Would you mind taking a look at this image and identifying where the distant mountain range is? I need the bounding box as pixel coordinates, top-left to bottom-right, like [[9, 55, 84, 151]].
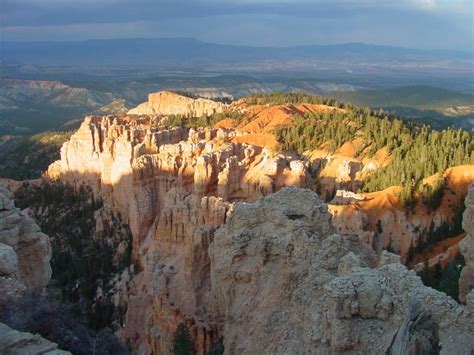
[[2, 38, 472, 66]]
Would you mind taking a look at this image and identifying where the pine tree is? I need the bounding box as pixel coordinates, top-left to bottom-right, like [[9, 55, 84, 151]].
[[172, 323, 194, 355]]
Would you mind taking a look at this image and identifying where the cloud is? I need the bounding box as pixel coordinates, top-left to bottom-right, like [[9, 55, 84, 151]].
[[0, 0, 471, 49], [2, 0, 469, 27]]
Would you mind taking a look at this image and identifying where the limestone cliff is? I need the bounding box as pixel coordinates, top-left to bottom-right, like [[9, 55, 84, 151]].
[[0, 183, 51, 289], [459, 183, 474, 304], [210, 187, 474, 354], [127, 91, 225, 116]]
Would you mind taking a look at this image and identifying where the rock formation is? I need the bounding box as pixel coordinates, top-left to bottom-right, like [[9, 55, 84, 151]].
[[330, 166, 474, 259], [45, 110, 474, 354], [47, 115, 311, 353], [459, 183, 474, 304], [0, 184, 66, 354], [0, 183, 51, 289], [387, 298, 440, 355], [127, 91, 225, 116], [210, 187, 474, 354]]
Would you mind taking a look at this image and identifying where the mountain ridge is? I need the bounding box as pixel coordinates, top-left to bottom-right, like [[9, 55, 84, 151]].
[[3, 38, 472, 66]]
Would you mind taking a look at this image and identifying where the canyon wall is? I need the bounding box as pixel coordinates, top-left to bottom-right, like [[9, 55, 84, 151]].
[[47, 114, 311, 353], [44, 93, 473, 353]]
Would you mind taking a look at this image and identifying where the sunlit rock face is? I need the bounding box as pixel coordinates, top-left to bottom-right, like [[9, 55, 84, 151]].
[[47, 115, 311, 353], [329, 166, 474, 261], [127, 91, 225, 117], [0, 183, 51, 289], [210, 187, 474, 354]]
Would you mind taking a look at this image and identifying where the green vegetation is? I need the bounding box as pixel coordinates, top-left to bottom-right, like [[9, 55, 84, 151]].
[[414, 200, 465, 257], [0, 131, 72, 180], [170, 90, 233, 104], [0, 290, 129, 354], [362, 125, 471, 195], [14, 181, 132, 331], [275, 112, 358, 154], [209, 337, 225, 355], [418, 255, 465, 301], [270, 92, 473, 197], [172, 323, 194, 355], [162, 110, 244, 129], [420, 177, 445, 211], [247, 92, 345, 107]]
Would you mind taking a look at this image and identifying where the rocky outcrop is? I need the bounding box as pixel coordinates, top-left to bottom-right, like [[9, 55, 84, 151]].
[[459, 183, 474, 304], [47, 115, 311, 353], [210, 187, 474, 354], [127, 91, 225, 116], [0, 322, 70, 354], [304, 148, 385, 201], [0, 183, 51, 289], [0, 185, 61, 354]]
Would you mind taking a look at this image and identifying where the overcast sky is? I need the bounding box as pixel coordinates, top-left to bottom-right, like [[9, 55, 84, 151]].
[[1, 0, 473, 50]]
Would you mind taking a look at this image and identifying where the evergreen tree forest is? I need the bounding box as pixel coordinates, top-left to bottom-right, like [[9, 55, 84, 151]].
[[272, 93, 473, 196], [418, 255, 465, 301], [246, 92, 345, 107], [14, 181, 132, 330], [162, 110, 244, 129]]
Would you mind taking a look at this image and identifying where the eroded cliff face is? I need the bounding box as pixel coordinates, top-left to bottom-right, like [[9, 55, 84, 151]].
[[127, 91, 225, 117], [210, 187, 474, 354], [459, 183, 474, 304], [0, 183, 51, 289], [47, 114, 311, 353]]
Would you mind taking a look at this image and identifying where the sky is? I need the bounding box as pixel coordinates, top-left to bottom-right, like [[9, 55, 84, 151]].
[[1, 0, 473, 50]]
